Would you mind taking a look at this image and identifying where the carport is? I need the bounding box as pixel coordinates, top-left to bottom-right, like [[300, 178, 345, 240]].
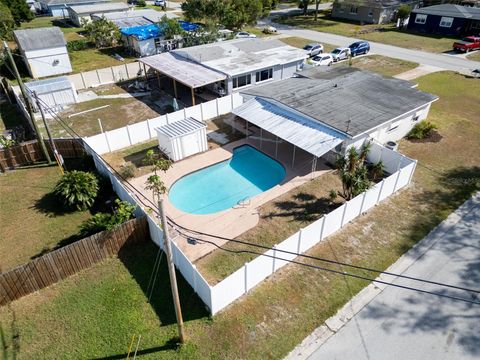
[[138, 52, 227, 106], [232, 97, 346, 171]]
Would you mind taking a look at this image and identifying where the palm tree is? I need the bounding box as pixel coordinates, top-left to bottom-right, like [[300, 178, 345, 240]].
[[335, 143, 372, 200]]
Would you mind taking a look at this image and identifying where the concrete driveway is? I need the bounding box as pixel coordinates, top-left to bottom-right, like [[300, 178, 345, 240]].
[[288, 193, 480, 360]]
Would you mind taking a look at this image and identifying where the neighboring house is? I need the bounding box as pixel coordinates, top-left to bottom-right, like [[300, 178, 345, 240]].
[[119, 20, 197, 57], [407, 4, 480, 36], [92, 9, 178, 28], [232, 67, 437, 159], [139, 38, 308, 104], [67, 2, 129, 26], [25, 76, 78, 112], [36, 0, 110, 17], [13, 27, 72, 78], [331, 0, 422, 24]]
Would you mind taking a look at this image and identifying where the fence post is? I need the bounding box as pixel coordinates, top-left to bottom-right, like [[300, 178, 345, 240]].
[[166, 113, 170, 124], [319, 216, 326, 241], [80, 72, 87, 89], [111, 66, 116, 82], [376, 179, 386, 204], [147, 119, 153, 139], [359, 191, 367, 215], [96, 69, 101, 84], [297, 229, 303, 254], [215, 98, 220, 116], [104, 131, 112, 153], [408, 160, 417, 185], [244, 262, 248, 294], [393, 169, 403, 192], [126, 125, 133, 146], [378, 146, 384, 163], [272, 244, 277, 274], [340, 202, 348, 228], [200, 102, 204, 121], [125, 63, 130, 78], [192, 264, 198, 294], [183, 108, 187, 119], [230, 93, 234, 109]]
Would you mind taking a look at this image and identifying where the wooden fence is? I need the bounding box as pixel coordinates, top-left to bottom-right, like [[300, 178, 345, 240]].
[[0, 217, 149, 306], [0, 138, 86, 172]]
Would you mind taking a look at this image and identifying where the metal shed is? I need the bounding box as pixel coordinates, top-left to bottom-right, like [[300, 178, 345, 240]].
[[156, 117, 208, 161], [25, 76, 77, 111]]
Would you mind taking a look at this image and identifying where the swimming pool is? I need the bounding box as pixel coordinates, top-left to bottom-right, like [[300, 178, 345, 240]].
[[169, 145, 286, 215]]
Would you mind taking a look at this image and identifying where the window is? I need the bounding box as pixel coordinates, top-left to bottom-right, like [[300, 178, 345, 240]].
[[415, 14, 427, 24], [368, 8, 373, 17], [350, 6, 358, 14], [339, 5, 345, 13], [232, 74, 251, 89], [388, 120, 402, 133], [471, 21, 480, 30], [439, 16, 453, 28], [255, 68, 273, 83]]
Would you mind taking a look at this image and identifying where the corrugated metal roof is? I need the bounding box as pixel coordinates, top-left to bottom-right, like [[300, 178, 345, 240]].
[[139, 52, 226, 88], [242, 67, 438, 137], [25, 76, 72, 95], [14, 27, 66, 51], [233, 98, 345, 158], [98, 9, 178, 28], [68, 2, 128, 14], [156, 117, 206, 139]]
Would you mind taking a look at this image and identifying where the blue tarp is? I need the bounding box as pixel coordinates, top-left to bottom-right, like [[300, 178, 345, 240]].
[[120, 21, 199, 41]]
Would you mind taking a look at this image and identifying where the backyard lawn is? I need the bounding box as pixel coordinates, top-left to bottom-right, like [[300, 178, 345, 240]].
[[0, 166, 91, 271], [69, 47, 137, 73], [275, 12, 457, 53], [0, 72, 478, 359], [17, 16, 83, 42], [280, 37, 418, 77]]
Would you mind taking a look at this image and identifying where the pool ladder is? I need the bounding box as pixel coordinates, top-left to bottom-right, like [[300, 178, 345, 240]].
[[237, 197, 251, 208]]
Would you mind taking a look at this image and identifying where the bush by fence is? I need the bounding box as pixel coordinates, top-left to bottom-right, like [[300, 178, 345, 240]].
[[0, 138, 86, 172], [0, 217, 148, 306]]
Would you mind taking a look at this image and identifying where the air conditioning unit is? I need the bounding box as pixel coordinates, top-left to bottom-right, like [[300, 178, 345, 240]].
[[385, 141, 398, 151]]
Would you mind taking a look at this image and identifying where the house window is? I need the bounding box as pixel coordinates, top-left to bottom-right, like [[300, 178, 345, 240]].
[[388, 120, 402, 133], [415, 14, 427, 24], [255, 68, 273, 83], [350, 6, 358, 14], [232, 74, 251, 89], [339, 5, 345, 13], [471, 21, 480, 30], [368, 8, 373, 17], [439, 17, 454, 28]]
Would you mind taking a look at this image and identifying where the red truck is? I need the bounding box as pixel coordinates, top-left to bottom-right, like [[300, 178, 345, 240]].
[[453, 36, 480, 52]]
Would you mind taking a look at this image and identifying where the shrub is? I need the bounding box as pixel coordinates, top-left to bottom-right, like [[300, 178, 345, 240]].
[[66, 39, 91, 51], [407, 121, 437, 140], [118, 163, 136, 179], [80, 199, 136, 236], [54, 171, 99, 210], [368, 161, 385, 182], [136, 0, 146, 6]]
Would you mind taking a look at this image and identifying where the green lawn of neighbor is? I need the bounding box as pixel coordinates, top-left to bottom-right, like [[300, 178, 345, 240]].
[[69, 46, 137, 73], [276, 12, 457, 53], [18, 16, 84, 42], [467, 51, 480, 62], [0, 166, 91, 271], [0, 72, 478, 359]]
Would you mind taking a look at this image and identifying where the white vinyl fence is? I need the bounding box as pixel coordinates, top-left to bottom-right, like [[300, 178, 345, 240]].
[[84, 93, 243, 155], [84, 136, 417, 315]]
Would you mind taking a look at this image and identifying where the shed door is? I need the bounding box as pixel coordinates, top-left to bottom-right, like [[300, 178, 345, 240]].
[[180, 132, 200, 159]]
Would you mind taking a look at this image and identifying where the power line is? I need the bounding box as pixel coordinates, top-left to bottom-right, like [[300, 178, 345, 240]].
[[32, 95, 480, 304]]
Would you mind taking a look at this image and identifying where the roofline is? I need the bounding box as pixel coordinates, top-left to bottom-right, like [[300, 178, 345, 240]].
[[350, 97, 439, 140], [155, 118, 206, 139]]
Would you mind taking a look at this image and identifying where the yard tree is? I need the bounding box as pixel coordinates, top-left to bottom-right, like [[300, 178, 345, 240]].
[[0, 0, 33, 26], [0, 2, 15, 40], [298, 0, 312, 15], [335, 143, 372, 200], [158, 15, 184, 40], [397, 4, 412, 27], [82, 16, 120, 48]]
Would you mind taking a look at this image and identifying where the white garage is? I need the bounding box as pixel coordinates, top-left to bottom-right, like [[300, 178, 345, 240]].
[[26, 76, 78, 112], [156, 117, 208, 162]]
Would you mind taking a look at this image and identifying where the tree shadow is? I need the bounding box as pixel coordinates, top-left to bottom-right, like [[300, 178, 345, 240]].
[[117, 241, 209, 327], [263, 192, 342, 222], [124, 144, 160, 168], [93, 338, 181, 360]]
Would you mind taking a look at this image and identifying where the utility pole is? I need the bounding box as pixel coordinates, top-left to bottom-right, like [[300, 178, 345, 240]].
[[3, 42, 52, 164], [34, 91, 64, 174], [158, 198, 186, 343]]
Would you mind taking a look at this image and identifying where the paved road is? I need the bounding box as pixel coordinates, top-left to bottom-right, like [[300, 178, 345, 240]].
[[306, 194, 480, 360]]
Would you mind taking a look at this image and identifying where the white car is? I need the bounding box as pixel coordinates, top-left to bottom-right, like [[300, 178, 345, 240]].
[[310, 54, 333, 66], [331, 47, 350, 62], [154, 0, 166, 6], [235, 31, 257, 39], [303, 43, 324, 57], [263, 25, 277, 34]]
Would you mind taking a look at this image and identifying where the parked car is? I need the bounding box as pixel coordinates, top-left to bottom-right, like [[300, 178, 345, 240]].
[[310, 54, 333, 66], [453, 36, 480, 52], [331, 47, 350, 62], [263, 25, 277, 34], [235, 31, 257, 39], [154, 0, 166, 6], [127, 0, 137, 4], [303, 43, 324, 57], [349, 41, 370, 56]]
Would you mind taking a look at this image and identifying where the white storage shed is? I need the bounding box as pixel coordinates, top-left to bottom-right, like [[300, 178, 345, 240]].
[[26, 76, 78, 112], [156, 117, 208, 162]]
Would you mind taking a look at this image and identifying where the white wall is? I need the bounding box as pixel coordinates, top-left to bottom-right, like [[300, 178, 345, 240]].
[[135, 38, 157, 57], [24, 47, 72, 78]]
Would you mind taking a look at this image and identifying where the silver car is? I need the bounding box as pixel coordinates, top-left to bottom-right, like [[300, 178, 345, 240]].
[[331, 47, 350, 62], [303, 43, 324, 57]]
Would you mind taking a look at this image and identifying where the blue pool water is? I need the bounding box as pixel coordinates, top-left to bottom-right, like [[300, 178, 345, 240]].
[[169, 145, 286, 215]]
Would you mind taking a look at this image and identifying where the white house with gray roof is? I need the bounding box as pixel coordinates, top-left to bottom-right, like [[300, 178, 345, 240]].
[[233, 67, 438, 161], [67, 2, 130, 26], [13, 27, 72, 78], [37, 0, 110, 17]]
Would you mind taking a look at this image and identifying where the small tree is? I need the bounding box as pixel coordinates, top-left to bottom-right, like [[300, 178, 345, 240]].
[[136, 0, 146, 6], [158, 15, 184, 40], [0, 3, 15, 40], [82, 16, 120, 48], [335, 143, 372, 200], [54, 171, 99, 210], [1, 0, 33, 26], [397, 4, 411, 27], [80, 199, 136, 236], [298, 0, 311, 15], [407, 121, 437, 139], [143, 149, 172, 202]]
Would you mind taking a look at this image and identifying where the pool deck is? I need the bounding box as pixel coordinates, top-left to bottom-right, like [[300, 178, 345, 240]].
[[131, 135, 332, 263]]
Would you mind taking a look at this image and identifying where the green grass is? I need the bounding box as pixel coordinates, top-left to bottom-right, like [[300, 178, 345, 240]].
[[17, 16, 84, 42], [69, 46, 137, 73], [275, 12, 457, 53], [280, 36, 336, 52], [467, 51, 480, 61], [1, 72, 479, 359], [0, 166, 91, 271]]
